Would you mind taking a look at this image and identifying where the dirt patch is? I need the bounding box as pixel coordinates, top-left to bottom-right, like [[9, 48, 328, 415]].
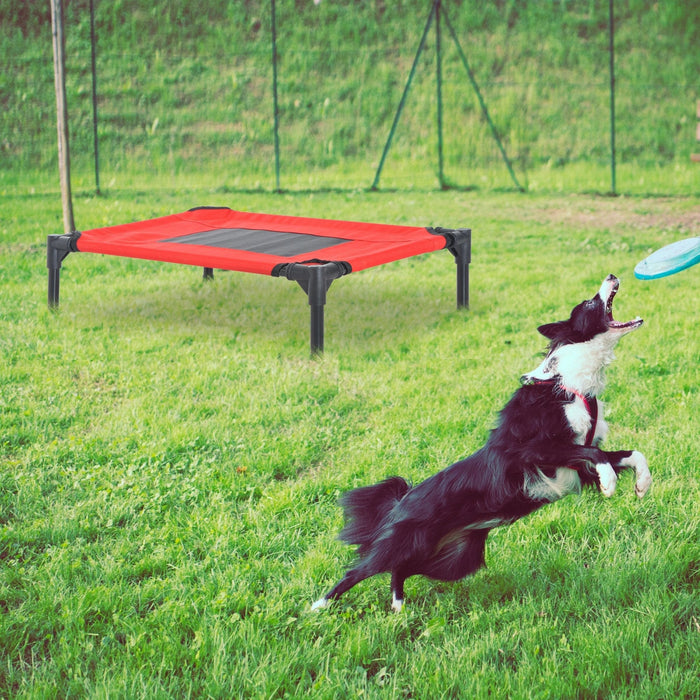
[[537, 196, 700, 234]]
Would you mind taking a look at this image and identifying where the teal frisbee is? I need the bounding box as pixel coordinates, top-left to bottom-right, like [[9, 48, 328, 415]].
[[634, 236, 700, 280]]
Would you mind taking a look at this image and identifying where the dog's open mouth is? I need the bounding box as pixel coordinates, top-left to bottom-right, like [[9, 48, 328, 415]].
[[604, 277, 643, 332]]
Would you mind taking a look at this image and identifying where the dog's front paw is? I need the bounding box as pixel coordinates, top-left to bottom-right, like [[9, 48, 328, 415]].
[[596, 462, 617, 497], [622, 450, 652, 498], [635, 470, 652, 498]]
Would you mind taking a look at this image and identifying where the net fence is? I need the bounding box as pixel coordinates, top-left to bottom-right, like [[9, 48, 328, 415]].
[[2, 0, 698, 194]]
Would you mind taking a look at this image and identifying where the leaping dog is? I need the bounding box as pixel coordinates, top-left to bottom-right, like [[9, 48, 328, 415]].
[[312, 274, 652, 612]]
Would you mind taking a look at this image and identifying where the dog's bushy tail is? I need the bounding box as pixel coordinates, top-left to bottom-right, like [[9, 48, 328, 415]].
[[338, 476, 411, 557]]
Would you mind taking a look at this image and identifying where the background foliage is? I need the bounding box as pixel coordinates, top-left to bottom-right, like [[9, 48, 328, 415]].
[[1, 0, 699, 193]]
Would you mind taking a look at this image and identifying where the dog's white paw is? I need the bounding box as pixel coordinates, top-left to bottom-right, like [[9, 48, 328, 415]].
[[310, 597, 330, 612], [635, 471, 652, 498], [596, 463, 617, 497], [622, 450, 652, 498], [391, 593, 404, 613]]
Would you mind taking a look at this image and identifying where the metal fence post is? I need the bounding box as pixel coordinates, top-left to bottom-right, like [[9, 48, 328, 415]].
[[436, 0, 445, 189], [89, 0, 100, 195], [271, 0, 281, 192], [608, 0, 617, 195]]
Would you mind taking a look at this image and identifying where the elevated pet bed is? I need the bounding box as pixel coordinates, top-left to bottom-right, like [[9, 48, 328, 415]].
[[47, 206, 471, 354]]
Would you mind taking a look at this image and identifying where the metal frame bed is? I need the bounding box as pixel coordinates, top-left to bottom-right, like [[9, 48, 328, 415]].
[[47, 206, 471, 354]]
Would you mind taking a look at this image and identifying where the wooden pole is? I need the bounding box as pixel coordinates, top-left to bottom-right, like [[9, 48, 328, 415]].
[[50, 0, 76, 232]]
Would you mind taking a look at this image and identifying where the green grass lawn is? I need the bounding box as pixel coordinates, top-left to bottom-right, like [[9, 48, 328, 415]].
[[1, 185, 699, 698]]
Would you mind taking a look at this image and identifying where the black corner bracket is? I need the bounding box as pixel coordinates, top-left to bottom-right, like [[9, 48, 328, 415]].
[[272, 260, 352, 355]]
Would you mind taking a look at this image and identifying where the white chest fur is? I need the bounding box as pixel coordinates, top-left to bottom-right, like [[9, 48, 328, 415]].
[[592, 400, 609, 444], [564, 396, 608, 446]]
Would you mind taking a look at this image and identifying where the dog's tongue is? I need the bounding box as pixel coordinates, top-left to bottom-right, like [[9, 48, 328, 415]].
[[608, 316, 644, 330]]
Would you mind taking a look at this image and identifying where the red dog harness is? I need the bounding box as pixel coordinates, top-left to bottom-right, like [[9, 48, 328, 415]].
[[565, 387, 599, 446]]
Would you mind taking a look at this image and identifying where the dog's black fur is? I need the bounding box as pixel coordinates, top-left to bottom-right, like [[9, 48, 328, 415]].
[[312, 275, 651, 611]]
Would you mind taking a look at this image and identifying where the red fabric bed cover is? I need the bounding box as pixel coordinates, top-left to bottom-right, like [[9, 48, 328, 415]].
[[75, 207, 448, 275]]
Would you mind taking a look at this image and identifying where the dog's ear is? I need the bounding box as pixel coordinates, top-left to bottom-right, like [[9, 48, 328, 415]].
[[537, 321, 566, 340]]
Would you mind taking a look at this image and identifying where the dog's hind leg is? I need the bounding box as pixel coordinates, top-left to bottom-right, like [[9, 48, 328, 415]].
[[388, 530, 490, 612], [390, 569, 408, 612], [422, 528, 489, 582], [311, 566, 371, 611]]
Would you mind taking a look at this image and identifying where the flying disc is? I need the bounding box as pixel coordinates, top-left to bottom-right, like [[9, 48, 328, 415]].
[[634, 236, 700, 280]]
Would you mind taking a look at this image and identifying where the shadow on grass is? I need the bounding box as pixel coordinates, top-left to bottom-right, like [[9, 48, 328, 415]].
[[56, 254, 479, 358]]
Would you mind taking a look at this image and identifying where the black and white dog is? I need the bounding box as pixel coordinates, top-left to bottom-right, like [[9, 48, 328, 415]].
[[312, 274, 652, 612]]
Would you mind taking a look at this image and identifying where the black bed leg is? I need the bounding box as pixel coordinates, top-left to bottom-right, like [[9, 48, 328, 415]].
[[47, 233, 79, 308], [310, 303, 324, 355], [448, 229, 471, 309], [47, 236, 62, 308], [271, 261, 350, 357], [307, 266, 328, 356], [48, 267, 60, 308], [456, 253, 469, 309]]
